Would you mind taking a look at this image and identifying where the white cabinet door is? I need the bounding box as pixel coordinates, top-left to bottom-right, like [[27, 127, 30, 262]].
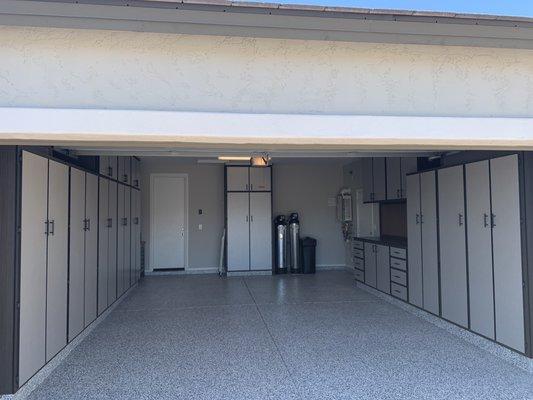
[[124, 187, 131, 288], [19, 151, 48, 385], [386, 158, 402, 200], [364, 243, 377, 288], [98, 178, 109, 316], [491, 154, 525, 352], [84, 173, 98, 327], [420, 171, 439, 315], [117, 184, 125, 296], [250, 192, 272, 270], [249, 167, 271, 191], [108, 156, 118, 180], [465, 160, 495, 339], [372, 157, 387, 201], [400, 157, 418, 197], [227, 193, 250, 271], [68, 168, 85, 342], [226, 167, 249, 191], [108, 181, 118, 305], [376, 244, 390, 294], [132, 189, 141, 282], [438, 165, 468, 328], [124, 156, 132, 185], [407, 174, 423, 308], [45, 160, 69, 361]]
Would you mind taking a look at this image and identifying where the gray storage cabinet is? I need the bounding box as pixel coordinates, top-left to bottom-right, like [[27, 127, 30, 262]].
[[490, 155, 525, 353], [363, 157, 386, 202], [98, 178, 109, 316], [226, 166, 272, 272], [117, 184, 125, 296], [407, 173, 423, 308], [465, 160, 495, 339], [123, 186, 131, 291], [387, 157, 418, 200], [84, 173, 98, 327], [438, 165, 468, 328], [19, 152, 69, 385], [364, 243, 377, 287], [107, 181, 118, 306], [376, 244, 390, 294]]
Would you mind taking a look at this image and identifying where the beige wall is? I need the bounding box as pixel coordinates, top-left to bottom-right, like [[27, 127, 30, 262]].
[[1, 26, 533, 117], [140, 157, 225, 271], [141, 158, 346, 271], [272, 162, 346, 267]]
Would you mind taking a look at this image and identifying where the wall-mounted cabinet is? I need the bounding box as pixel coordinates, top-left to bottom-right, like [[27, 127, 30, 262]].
[[364, 157, 417, 202], [226, 166, 271, 192], [99, 156, 118, 180]]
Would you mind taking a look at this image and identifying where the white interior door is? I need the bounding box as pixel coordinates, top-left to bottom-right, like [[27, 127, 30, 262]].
[[19, 151, 48, 385], [249, 192, 272, 270], [46, 160, 69, 361], [68, 168, 85, 342], [151, 175, 187, 269]]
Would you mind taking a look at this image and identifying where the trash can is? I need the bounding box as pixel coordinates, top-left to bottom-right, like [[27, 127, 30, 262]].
[[301, 237, 317, 274]]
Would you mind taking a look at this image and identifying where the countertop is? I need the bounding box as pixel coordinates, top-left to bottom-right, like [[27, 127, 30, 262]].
[[352, 235, 407, 248]]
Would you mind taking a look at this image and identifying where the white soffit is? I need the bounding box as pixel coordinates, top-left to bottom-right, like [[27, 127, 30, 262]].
[[1, 107, 533, 151]]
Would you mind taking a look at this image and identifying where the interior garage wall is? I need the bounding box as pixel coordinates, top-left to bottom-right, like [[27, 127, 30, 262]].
[[273, 162, 345, 267], [140, 157, 224, 272], [1, 26, 533, 117]]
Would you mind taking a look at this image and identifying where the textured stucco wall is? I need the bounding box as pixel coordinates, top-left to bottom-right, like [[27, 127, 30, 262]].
[[1, 26, 533, 117]]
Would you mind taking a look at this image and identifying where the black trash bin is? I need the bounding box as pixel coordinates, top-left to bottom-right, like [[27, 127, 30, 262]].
[[301, 237, 317, 274]]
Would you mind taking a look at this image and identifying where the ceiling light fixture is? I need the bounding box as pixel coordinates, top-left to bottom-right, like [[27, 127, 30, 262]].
[[217, 156, 251, 161]]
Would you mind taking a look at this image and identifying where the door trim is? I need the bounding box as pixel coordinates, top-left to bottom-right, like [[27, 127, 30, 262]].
[[149, 173, 189, 271]]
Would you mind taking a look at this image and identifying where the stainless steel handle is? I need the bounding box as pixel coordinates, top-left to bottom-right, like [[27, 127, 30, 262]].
[[123, 174, 128, 183], [250, 215, 254, 222], [415, 214, 420, 225], [86, 218, 90, 231], [246, 215, 249, 222], [83, 218, 87, 231], [420, 214, 424, 224], [458, 213, 463, 226], [250, 184, 253, 191], [107, 218, 112, 228], [49, 220, 55, 236], [483, 213, 489, 228], [491, 213, 496, 228], [45, 220, 49, 235], [245, 183, 249, 191]]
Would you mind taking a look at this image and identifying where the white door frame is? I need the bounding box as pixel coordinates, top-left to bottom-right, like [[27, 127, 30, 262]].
[[149, 173, 189, 271]]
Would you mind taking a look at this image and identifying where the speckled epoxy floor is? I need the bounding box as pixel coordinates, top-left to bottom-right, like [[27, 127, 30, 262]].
[[26, 271, 533, 400]]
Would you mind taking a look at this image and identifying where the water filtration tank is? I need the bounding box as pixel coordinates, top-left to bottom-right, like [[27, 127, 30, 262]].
[[288, 213, 300, 273], [274, 215, 288, 274]]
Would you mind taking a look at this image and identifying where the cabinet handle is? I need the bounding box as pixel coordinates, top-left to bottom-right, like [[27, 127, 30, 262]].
[[458, 213, 463, 226], [250, 184, 253, 191], [123, 174, 128, 183], [108, 166, 113, 177], [245, 183, 249, 191], [45, 220, 49, 235], [415, 214, 420, 225], [86, 218, 91, 231], [420, 214, 424, 224], [250, 215, 254, 222], [396, 189, 400, 198], [49, 220, 55, 236], [491, 213, 496, 228], [246, 215, 249, 222], [483, 213, 489, 228], [107, 218, 113, 228]]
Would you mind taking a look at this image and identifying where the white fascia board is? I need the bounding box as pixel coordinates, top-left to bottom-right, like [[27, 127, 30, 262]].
[[1, 107, 533, 150], [1, 1, 533, 49]]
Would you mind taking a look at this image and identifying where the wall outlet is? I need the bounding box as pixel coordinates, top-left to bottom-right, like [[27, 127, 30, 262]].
[[198, 224, 203, 231]]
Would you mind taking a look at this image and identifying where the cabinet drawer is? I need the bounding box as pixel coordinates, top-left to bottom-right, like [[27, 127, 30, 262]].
[[352, 248, 364, 259], [390, 247, 406, 259], [390, 257, 407, 271], [391, 283, 407, 301], [354, 268, 364, 282], [353, 257, 364, 270], [352, 240, 364, 250], [390, 270, 407, 286]]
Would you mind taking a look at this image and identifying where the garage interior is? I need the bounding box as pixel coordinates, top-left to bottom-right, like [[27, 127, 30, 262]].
[[2, 0, 533, 398], [1, 146, 533, 399]]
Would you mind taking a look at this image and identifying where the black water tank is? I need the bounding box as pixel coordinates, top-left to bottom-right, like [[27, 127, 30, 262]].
[[301, 237, 317, 274]]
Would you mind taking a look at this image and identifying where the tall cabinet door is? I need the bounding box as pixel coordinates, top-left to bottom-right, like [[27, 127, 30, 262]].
[[400, 157, 418, 197], [124, 187, 131, 289], [130, 189, 137, 285], [407, 174, 423, 308], [491, 155, 525, 352], [117, 184, 125, 296], [108, 181, 118, 305], [376, 244, 390, 294], [84, 173, 98, 327], [19, 151, 48, 385], [68, 168, 85, 342], [372, 157, 386, 201], [420, 171, 439, 315], [249, 193, 272, 270], [465, 160, 495, 339], [386, 158, 402, 200], [98, 178, 109, 316], [438, 166, 468, 327], [364, 243, 377, 288], [227, 193, 250, 271], [45, 160, 69, 361]]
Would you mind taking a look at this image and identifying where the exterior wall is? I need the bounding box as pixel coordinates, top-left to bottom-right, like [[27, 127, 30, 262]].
[[273, 161, 345, 267], [140, 158, 346, 271], [1, 26, 533, 117]]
